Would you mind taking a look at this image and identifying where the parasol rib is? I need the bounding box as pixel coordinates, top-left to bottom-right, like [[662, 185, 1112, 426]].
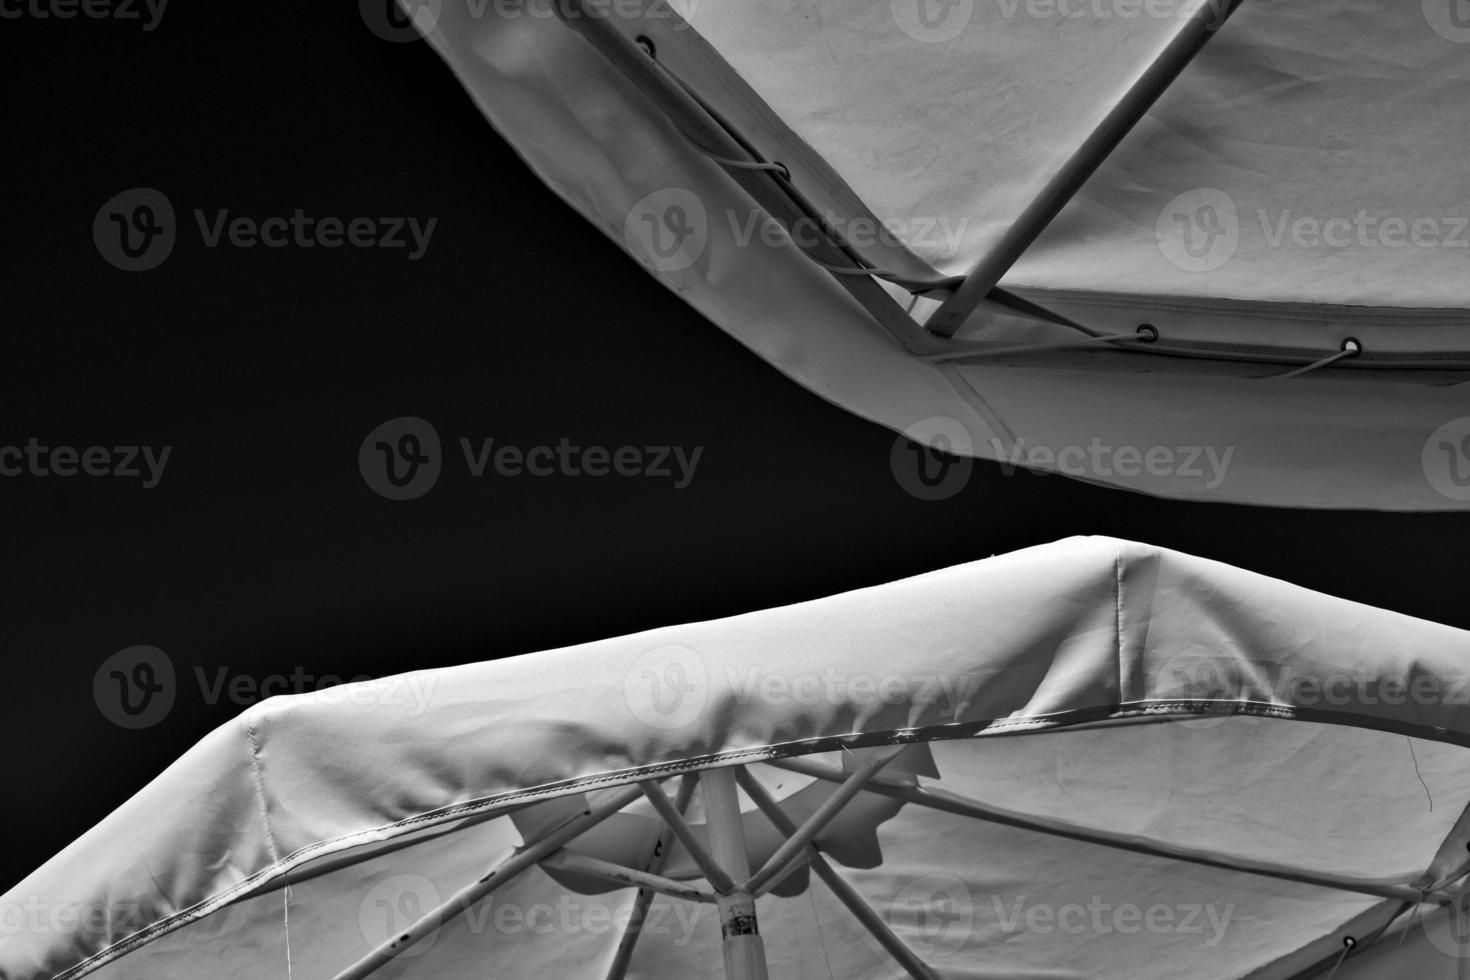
[[734, 766, 940, 980], [331, 783, 645, 980], [772, 755, 1445, 907], [604, 773, 700, 980]]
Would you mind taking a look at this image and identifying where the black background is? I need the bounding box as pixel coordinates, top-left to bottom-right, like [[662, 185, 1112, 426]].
[[3, 2, 1467, 893]]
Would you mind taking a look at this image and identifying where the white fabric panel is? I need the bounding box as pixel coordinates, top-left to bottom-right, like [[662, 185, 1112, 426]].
[[694, 1, 1470, 311], [933, 721, 1470, 884], [1013, 0, 1470, 310], [687, 0, 1214, 278]]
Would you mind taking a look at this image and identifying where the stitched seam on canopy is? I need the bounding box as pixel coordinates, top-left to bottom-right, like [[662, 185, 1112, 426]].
[[1113, 539, 1125, 707], [670, 19, 937, 283], [245, 713, 282, 865], [54, 716, 291, 980]]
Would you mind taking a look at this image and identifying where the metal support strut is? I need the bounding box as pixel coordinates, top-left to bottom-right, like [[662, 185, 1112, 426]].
[[925, 0, 1246, 336]]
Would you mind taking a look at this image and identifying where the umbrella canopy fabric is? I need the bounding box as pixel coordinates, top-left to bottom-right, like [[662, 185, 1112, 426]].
[[692, 0, 1470, 306], [6, 537, 1470, 978], [398, 0, 1470, 509]]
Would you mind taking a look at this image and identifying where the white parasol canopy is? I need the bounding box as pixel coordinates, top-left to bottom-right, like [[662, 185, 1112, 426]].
[[396, 0, 1470, 509], [6, 537, 1470, 977]]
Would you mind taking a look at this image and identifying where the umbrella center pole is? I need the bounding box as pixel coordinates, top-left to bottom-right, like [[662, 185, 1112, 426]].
[[715, 890, 766, 980], [701, 767, 770, 980]]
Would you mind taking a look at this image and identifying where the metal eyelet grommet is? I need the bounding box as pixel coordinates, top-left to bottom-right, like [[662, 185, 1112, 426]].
[[1137, 324, 1160, 343], [635, 36, 656, 58]]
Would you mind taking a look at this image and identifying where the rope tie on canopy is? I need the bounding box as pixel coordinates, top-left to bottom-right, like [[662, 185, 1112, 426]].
[[282, 879, 295, 980], [1323, 936, 1357, 977], [678, 121, 971, 296], [1270, 339, 1362, 380], [680, 132, 791, 178], [924, 325, 1159, 364], [560, 8, 1137, 355]]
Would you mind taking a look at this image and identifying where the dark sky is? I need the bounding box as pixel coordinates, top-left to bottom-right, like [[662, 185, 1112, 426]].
[[3, 3, 1468, 892]]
